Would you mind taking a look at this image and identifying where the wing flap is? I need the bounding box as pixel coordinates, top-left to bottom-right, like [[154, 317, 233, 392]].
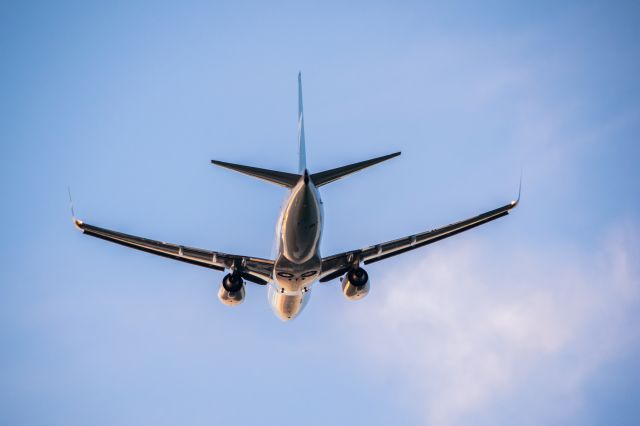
[[365, 209, 509, 264], [320, 198, 518, 281], [75, 219, 274, 283]]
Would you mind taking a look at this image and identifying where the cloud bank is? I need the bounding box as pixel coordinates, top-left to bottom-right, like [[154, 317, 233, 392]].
[[344, 223, 639, 425]]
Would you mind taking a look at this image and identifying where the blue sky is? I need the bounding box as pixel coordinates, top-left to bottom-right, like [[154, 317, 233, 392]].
[[1, 1, 639, 425]]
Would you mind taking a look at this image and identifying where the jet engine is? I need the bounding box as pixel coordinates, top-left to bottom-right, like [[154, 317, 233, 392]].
[[218, 272, 245, 306], [341, 267, 370, 300]]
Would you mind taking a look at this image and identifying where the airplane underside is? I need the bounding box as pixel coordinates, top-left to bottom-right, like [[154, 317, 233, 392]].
[[71, 72, 519, 321]]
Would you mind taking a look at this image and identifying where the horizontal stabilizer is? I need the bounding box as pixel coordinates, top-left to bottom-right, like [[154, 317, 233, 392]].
[[310, 152, 401, 187], [212, 160, 300, 188]]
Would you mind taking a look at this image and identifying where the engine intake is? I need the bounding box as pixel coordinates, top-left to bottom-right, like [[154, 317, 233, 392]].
[[341, 267, 370, 300], [218, 272, 245, 306]]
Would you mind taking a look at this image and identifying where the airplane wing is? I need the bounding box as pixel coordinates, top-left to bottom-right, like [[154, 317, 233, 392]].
[[73, 219, 274, 284], [319, 197, 519, 282]]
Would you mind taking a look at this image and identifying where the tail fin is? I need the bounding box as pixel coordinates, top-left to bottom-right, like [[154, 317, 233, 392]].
[[310, 152, 401, 187], [211, 160, 300, 188], [298, 72, 306, 173]]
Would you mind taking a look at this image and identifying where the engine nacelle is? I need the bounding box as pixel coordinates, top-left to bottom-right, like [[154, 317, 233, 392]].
[[218, 273, 245, 306], [341, 267, 370, 301]]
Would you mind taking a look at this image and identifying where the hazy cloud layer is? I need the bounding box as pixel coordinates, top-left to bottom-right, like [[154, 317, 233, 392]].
[[345, 224, 639, 425]]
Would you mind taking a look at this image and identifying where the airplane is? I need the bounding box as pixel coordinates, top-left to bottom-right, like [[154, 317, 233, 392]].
[[72, 73, 519, 321]]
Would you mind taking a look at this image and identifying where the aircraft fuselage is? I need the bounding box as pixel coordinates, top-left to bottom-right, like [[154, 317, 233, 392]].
[[269, 171, 323, 320]]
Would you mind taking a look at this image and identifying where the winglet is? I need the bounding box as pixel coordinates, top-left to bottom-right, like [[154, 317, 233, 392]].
[[68, 187, 84, 231], [511, 171, 522, 207]]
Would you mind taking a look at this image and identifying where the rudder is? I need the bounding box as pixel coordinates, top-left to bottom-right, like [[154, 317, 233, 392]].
[[298, 72, 306, 173]]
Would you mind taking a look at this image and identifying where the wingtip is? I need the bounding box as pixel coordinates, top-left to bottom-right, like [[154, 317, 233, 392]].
[[211, 159, 229, 167], [73, 217, 85, 232], [384, 151, 401, 160]]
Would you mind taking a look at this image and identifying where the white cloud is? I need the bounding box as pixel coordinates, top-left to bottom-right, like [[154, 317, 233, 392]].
[[343, 224, 639, 425]]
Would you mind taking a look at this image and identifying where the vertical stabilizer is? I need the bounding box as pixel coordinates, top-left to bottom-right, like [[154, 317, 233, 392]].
[[297, 72, 307, 173]]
